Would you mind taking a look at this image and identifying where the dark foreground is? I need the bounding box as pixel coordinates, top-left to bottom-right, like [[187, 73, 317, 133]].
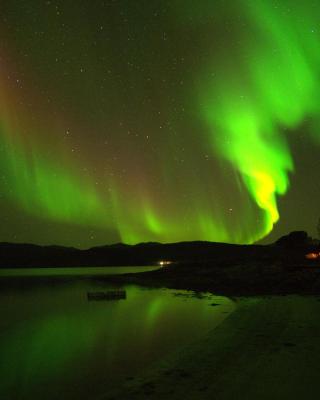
[[101, 295, 320, 400], [2, 232, 320, 399], [94, 239, 320, 398]]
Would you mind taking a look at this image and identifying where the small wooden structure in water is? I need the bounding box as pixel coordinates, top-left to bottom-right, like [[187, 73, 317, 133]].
[[87, 290, 126, 301]]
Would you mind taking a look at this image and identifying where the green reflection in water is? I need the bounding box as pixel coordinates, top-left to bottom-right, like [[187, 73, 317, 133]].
[[0, 281, 234, 400]]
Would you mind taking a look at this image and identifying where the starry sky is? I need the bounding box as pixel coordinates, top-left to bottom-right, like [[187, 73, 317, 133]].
[[0, 0, 320, 248]]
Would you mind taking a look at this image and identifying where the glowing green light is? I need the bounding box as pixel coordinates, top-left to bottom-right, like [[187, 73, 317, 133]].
[[2, 1, 320, 245], [199, 0, 320, 240], [0, 132, 106, 226]]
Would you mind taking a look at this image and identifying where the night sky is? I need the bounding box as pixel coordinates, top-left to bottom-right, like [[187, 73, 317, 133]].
[[0, 0, 320, 248]]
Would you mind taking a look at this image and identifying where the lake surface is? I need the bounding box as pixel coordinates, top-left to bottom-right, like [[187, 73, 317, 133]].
[[0, 268, 235, 400], [0, 265, 160, 277]]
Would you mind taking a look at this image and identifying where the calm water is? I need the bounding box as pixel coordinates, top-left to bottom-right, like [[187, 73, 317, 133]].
[[0, 265, 160, 277], [0, 268, 235, 400]]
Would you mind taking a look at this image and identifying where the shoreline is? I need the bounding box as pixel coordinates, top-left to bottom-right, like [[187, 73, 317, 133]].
[[101, 295, 320, 399], [3, 269, 320, 398], [2, 262, 320, 297]]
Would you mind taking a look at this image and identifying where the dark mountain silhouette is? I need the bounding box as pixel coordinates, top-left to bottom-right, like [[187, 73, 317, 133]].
[[0, 231, 316, 268]]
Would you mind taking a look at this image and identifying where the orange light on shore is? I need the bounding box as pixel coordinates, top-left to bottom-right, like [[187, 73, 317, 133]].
[[305, 252, 320, 260]]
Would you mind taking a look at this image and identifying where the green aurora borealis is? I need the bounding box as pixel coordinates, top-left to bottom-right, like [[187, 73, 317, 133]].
[[1, 0, 320, 247]]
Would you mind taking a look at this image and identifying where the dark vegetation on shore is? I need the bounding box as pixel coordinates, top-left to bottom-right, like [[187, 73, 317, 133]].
[[122, 231, 320, 296], [2, 231, 320, 296]]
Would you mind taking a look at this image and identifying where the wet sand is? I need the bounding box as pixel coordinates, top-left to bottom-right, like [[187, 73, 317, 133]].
[[102, 295, 320, 400]]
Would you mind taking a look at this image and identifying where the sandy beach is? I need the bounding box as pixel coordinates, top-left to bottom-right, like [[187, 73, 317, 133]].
[[102, 295, 320, 400]]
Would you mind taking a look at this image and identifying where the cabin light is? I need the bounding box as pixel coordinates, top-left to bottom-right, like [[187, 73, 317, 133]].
[[305, 252, 320, 260], [158, 260, 171, 266]]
